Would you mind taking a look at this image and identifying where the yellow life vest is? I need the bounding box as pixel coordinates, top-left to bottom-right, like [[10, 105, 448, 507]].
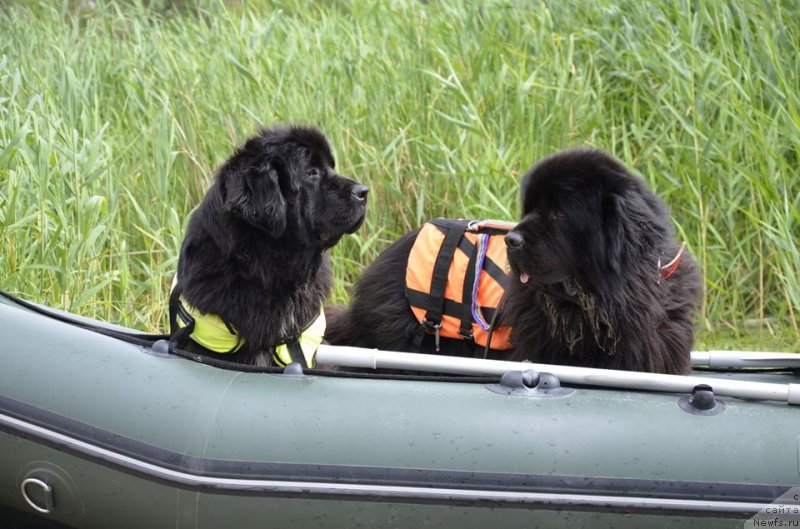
[[170, 278, 323, 368], [405, 218, 515, 352]]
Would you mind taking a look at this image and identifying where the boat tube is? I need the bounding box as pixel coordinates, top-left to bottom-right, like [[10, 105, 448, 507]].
[[0, 291, 798, 529]]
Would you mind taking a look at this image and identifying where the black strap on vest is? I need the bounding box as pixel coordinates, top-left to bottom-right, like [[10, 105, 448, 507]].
[[285, 339, 309, 368], [412, 219, 470, 351], [405, 289, 498, 323], [273, 312, 318, 369], [482, 295, 504, 359], [169, 283, 194, 349], [425, 219, 470, 328], [459, 241, 478, 341], [169, 282, 241, 356]]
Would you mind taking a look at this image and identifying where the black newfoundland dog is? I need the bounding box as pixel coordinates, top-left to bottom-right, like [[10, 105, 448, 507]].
[[325, 149, 700, 374], [171, 126, 368, 366]]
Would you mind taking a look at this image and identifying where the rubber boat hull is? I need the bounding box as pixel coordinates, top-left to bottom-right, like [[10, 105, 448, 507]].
[[0, 295, 798, 528]]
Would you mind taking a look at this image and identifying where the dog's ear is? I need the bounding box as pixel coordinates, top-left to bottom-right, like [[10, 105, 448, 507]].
[[601, 193, 629, 275], [222, 162, 287, 237], [519, 170, 535, 214], [602, 186, 666, 276]]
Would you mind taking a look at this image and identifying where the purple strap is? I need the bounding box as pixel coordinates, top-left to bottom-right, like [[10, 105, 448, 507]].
[[470, 233, 491, 331]]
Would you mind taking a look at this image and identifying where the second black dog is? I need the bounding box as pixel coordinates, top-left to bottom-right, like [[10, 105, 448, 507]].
[[326, 149, 700, 374]]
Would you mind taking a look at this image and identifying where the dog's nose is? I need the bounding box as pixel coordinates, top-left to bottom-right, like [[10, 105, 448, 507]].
[[504, 231, 524, 249], [352, 185, 369, 202]]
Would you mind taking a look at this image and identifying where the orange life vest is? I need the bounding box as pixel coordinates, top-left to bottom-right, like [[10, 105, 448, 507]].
[[405, 219, 516, 352]]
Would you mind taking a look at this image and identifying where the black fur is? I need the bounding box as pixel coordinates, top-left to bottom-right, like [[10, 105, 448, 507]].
[[174, 125, 367, 365], [325, 148, 700, 374]]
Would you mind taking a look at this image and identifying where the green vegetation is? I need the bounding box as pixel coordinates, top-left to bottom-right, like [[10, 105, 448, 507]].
[[1, 0, 798, 351]]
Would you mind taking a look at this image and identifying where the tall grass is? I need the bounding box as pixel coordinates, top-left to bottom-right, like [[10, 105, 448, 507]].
[[0, 0, 798, 349]]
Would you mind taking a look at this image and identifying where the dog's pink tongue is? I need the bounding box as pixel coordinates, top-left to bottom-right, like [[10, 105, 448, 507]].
[[519, 273, 530, 284]]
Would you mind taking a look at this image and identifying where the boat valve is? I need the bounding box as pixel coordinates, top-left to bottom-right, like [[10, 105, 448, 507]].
[[280, 362, 305, 377], [150, 339, 171, 357], [487, 370, 574, 397], [678, 384, 727, 415]]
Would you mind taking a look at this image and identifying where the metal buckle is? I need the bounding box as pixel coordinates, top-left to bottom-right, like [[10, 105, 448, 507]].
[[458, 327, 474, 341], [422, 319, 442, 352]]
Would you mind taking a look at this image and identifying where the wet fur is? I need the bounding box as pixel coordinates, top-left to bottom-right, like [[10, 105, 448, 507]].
[[325, 149, 700, 374], [173, 126, 367, 366]]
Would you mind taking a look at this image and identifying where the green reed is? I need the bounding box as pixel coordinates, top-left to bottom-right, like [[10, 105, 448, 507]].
[[1, 0, 798, 350]]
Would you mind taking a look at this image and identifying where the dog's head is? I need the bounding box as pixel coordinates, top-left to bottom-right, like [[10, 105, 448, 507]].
[[504, 149, 672, 300], [215, 126, 368, 248]]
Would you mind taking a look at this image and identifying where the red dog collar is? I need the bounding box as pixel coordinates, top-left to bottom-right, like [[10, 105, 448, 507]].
[[659, 242, 686, 280]]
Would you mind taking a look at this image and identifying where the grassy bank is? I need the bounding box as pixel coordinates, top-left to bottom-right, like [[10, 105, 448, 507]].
[[1, 0, 798, 350]]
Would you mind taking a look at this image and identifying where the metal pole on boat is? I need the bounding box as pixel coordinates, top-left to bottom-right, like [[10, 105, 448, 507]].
[[691, 351, 800, 369], [316, 345, 800, 405]]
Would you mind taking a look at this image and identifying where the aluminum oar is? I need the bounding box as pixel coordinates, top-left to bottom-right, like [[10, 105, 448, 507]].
[[691, 351, 800, 369], [316, 345, 800, 405]]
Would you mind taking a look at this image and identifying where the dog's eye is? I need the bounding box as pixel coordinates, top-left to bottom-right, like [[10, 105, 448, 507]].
[[550, 210, 565, 221], [307, 169, 321, 181]]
